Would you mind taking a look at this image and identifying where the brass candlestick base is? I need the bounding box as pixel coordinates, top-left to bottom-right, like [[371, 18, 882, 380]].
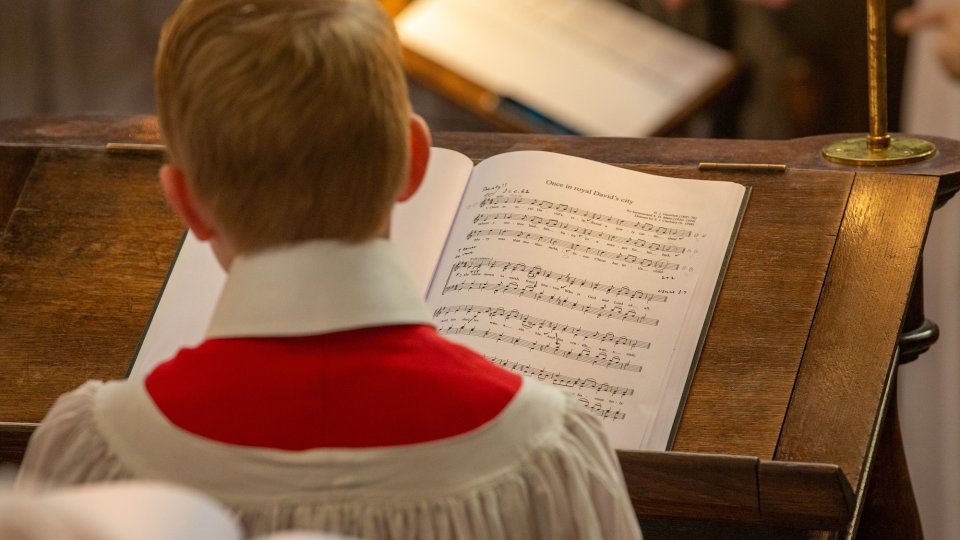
[[822, 136, 937, 167]]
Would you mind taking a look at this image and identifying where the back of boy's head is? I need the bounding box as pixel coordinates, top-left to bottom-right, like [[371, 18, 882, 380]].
[[155, 0, 410, 252]]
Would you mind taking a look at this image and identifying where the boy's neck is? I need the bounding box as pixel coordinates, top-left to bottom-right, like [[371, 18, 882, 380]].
[[222, 222, 394, 272]]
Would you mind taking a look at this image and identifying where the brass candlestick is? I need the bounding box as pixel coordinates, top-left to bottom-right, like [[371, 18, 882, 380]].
[[822, 0, 936, 166]]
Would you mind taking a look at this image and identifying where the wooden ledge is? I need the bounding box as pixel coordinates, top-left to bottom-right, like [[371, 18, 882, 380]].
[[0, 422, 37, 465], [4, 115, 960, 187], [618, 450, 854, 531], [0, 145, 37, 228], [0, 115, 160, 149]]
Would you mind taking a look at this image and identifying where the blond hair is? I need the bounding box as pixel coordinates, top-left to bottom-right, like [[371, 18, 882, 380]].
[[155, 0, 410, 252]]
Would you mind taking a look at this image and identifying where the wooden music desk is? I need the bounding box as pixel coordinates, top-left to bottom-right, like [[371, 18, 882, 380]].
[[2, 115, 958, 539]]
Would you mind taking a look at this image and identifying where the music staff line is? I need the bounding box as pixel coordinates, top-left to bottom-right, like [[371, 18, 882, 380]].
[[438, 325, 645, 372], [434, 304, 650, 350], [479, 195, 693, 238], [466, 228, 681, 270], [580, 399, 628, 421], [452, 258, 670, 303], [474, 212, 687, 254], [442, 280, 659, 326], [490, 356, 637, 396]]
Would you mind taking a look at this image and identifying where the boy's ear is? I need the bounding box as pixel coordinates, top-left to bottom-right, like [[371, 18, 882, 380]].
[[396, 113, 431, 202], [159, 164, 216, 241]]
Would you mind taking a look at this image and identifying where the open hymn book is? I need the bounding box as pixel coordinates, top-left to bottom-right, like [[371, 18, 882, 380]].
[[131, 149, 748, 451], [396, 0, 736, 136]]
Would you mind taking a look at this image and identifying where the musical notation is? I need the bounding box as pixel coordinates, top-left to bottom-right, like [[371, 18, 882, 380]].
[[434, 305, 650, 349], [438, 326, 644, 371], [577, 399, 627, 420], [415, 150, 748, 449], [452, 258, 669, 302], [479, 195, 693, 238], [473, 212, 687, 254], [441, 281, 659, 325], [466, 228, 681, 270], [490, 357, 636, 396], [584, 401, 627, 421]]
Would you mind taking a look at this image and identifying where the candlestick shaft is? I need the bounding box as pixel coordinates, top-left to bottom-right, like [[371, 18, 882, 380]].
[[822, 0, 936, 165], [867, 0, 891, 150]]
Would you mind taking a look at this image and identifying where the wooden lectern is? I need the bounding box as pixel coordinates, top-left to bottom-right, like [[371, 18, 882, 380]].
[[2, 115, 958, 539]]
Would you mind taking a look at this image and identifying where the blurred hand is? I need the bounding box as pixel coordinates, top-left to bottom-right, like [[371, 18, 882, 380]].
[[896, 4, 960, 80]]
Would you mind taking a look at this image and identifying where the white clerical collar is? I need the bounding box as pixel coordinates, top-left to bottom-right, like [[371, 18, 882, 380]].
[[206, 239, 433, 339]]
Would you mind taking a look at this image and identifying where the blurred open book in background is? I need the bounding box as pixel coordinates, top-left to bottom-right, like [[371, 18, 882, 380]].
[[395, 0, 736, 136]]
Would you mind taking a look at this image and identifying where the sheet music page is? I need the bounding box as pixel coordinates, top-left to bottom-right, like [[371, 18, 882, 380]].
[[397, 0, 734, 136], [425, 151, 745, 450]]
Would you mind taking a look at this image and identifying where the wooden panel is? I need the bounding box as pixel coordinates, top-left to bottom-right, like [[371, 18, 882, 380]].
[[666, 167, 850, 457], [0, 148, 183, 423], [759, 461, 854, 530], [0, 115, 160, 150], [775, 173, 938, 490], [0, 423, 34, 465], [4, 116, 960, 186], [2, 115, 959, 208], [0, 146, 37, 228], [430, 132, 960, 187], [619, 450, 852, 529], [619, 450, 760, 522]]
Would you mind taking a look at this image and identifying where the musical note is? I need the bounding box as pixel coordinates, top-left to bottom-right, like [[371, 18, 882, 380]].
[[479, 195, 693, 238], [434, 304, 650, 349], [588, 402, 627, 421], [473, 212, 687, 253], [466, 228, 681, 270], [438, 326, 643, 372], [490, 357, 636, 396], [441, 281, 659, 325], [451, 258, 670, 302]]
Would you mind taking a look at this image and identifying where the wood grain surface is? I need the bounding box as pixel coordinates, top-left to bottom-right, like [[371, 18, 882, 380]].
[[775, 173, 938, 491], [619, 450, 855, 529], [0, 115, 161, 150], [3, 115, 960, 187], [619, 450, 761, 523], [669, 167, 850, 458], [0, 146, 37, 230], [0, 148, 182, 423], [758, 461, 854, 530]]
